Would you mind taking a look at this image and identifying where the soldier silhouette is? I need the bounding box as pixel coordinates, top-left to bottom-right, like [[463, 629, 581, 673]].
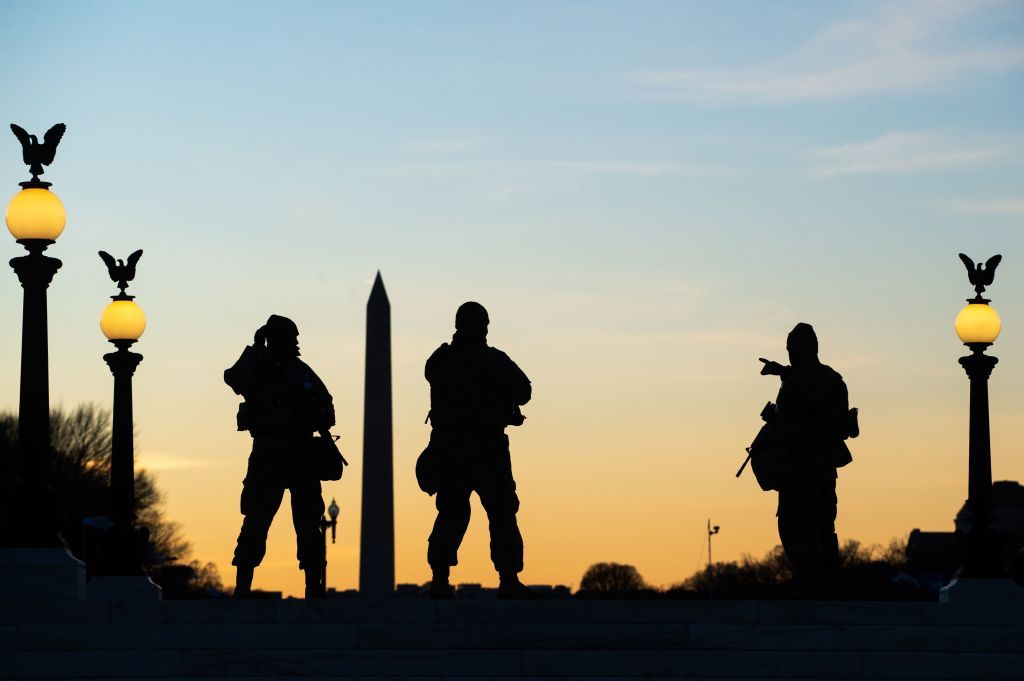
[[224, 315, 336, 599], [423, 302, 537, 599], [759, 323, 854, 598]]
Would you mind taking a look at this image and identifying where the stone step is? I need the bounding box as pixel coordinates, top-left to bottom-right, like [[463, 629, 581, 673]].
[[6, 622, 1022, 653], [38, 678, 872, 681], [1, 649, 1022, 679], [2, 599, 1022, 627], [2, 600, 1020, 680]]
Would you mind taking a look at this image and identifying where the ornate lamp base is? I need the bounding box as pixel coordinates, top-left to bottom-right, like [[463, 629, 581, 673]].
[[87, 575, 162, 602], [940, 577, 1024, 604], [0, 547, 86, 600]]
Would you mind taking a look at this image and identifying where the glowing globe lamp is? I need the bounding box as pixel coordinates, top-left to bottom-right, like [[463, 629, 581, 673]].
[[955, 303, 1001, 345], [6, 188, 66, 242], [100, 300, 146, 342]]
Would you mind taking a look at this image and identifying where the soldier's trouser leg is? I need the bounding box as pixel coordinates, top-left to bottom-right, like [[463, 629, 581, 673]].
[[476, 437, 524, 575], [778, 491, 823, 589], [290, 476, 326, 572], [428, 486, 472, 569], [778, 476, 838, 590], [819, 479, 841, 588], [233, 456, 286, 568]]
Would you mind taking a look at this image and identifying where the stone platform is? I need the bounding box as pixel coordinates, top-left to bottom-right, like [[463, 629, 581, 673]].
[[0, 598, 1021, 680]]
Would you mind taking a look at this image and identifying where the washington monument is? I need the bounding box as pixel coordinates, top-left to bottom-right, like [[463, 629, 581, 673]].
[[359, 272, 395, 596]]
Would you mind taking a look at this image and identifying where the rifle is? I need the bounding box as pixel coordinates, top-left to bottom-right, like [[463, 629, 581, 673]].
[[736, 401, 775, 478]]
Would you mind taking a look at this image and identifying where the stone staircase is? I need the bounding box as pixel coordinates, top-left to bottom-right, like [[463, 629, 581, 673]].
[[0, 599, 1021, 679]]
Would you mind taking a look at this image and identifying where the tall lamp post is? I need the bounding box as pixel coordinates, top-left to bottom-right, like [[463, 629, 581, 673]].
[[4, 123, 67, 546], [319, 498, 340, 594], [0, 124, 85, 601], [89, 249, 160, 600], [941, 253, 1016, 601]]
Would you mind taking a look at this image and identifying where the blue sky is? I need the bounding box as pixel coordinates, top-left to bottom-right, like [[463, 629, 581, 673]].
[[2, 1, 1023, 593]]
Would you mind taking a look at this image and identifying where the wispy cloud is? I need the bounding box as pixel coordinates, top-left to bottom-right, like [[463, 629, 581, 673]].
[[951, 199, 1024, 216], [527, 160, 736, 178], [630, 1, 1024, 104], [137, 451, 219, 472], [811, 131, 1004, 176]]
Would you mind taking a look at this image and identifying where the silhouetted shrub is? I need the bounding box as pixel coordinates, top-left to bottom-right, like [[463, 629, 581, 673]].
[[665, 539, 922, 600], [578, 562, 654, 597]]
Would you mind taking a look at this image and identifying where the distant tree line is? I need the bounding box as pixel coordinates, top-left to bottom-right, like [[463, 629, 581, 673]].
[[578, 539, 929, 600], [0, 404, 226, 598]]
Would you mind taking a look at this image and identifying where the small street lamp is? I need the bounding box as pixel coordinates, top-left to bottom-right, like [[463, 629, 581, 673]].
[[319, 498, 340, 594], [89, 250, 159, 600], [941, 253, 1014, 601], [707, 518, 720, 568]]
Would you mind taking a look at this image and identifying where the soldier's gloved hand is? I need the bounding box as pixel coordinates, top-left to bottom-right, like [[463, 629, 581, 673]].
[[759, 358, 786, 376]]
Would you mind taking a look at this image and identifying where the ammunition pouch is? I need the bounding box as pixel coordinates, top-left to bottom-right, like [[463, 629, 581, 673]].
[[236, 402, 252, 432], [416, 443, 440, 496]]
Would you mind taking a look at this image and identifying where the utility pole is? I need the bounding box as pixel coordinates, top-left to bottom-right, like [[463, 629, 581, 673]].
[[707, 519, 720, 568]]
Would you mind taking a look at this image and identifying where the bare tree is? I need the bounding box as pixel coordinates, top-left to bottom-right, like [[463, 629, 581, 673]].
[[579, 562, 648, 593], [0, 404, 222, 597]]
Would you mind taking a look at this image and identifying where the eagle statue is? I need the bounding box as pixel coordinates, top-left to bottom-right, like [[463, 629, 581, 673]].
[[10, 123, 67, 185], [99, 250, 143, 296], [958, 253, 1002, 298]]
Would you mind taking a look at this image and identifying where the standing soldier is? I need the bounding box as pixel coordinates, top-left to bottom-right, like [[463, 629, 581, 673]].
[[424, 302, 536, 598], [759, 323, 854, 597], [225, 315, 336, 599]]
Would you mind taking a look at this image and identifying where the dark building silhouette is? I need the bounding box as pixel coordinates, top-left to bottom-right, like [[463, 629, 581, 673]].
[[359, 273, 395, 597], [907, 480, 1024, 592]]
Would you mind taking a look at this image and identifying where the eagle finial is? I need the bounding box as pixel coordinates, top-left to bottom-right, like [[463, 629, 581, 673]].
[[958, 253, 1002, 300], [10, 123, 66, 188], [99, 250, 143, 298]]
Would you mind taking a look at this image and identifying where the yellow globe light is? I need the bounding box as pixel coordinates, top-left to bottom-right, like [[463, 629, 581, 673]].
[[955, 303, 1001, 345], [100, 300, 146, 342], [6, 188, 66, 241]]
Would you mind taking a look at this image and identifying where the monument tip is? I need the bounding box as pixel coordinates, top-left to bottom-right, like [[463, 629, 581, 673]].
[[369, 270, 389, 304]]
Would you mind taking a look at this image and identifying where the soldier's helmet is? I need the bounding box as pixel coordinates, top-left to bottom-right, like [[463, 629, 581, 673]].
[[455, 302, 489, 335], [265, 314, 299, 340], [787, 322, 818, 366], [256, 314, 300, 353]]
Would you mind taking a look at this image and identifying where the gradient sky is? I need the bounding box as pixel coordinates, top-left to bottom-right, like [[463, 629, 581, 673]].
[[2, 1, 1023, 597]]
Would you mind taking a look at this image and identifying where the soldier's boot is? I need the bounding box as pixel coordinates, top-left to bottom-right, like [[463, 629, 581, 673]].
[[233, 566, 254, 599], [497, 572, 540, 600], [304, 568, 326, 600], [429, 565, 456, 599]]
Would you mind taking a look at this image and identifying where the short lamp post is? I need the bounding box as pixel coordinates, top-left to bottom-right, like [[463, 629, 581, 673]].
[[3, 124, 68, 549], [319, 498, 340, 593], [707, 519, 720, 568], [945, 253, 1007, 594], [97, 251, 150, 581]]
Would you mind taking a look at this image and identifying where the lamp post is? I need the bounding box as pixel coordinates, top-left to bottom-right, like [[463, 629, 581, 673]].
[[941, 254, 1009, 600], [4, 124, 67, 547], [707, 519, 720, 568], [89, 250, 159, 600], [0, 123, 86, 601], [319, 498, 340, 594]]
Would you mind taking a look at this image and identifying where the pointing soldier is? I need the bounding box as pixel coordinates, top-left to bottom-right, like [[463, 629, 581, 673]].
[[759, 323, 855, 597]]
